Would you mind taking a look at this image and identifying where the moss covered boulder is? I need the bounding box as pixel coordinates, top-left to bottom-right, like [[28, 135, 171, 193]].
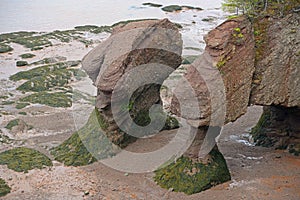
[[0, 178, 10, 197], [0, 147, 52, 173], [154, 147, 231, 195]]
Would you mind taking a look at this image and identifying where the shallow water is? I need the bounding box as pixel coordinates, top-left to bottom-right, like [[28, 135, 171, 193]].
[[0, 0, 224, 33]]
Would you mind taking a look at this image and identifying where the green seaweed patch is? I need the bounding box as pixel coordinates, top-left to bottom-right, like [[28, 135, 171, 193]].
[[18, 112, 27, 115], [0, 96, 9, 100], [51, 109, 118, 166], [20, 91, 72, 108], [1, 101, 14, 105], [154, 148, 231, 194], [0, 43, 13, 53], [19, 53, 35, 59], [162, 5, 182, 12], [30, 56, 67, 65], [0, 178, 11, 197], [10, 62, 77, 81], [0, 26, 112, 51], [0, 147, 52, 173], [12, 35, 52, 50], [0, 31, 36, 42], [5, 119, 20, 130], [0, 132, 13, 144], [16, 61, 28, 67], [10, 61, 80, 92], [5, 119, 32, 131], [16, 102, 30, 109], [74, 25, 112, 34], [142, 2, 163, 7]]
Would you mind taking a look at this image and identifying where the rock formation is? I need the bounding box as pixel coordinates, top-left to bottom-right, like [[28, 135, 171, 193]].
[[170, 13, 300, 157], [250, 13, 300, 154], [82, 19, 182, 146]]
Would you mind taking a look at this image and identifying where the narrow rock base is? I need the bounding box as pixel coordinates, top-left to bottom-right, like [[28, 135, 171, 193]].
[[154, 146, 231, 195]]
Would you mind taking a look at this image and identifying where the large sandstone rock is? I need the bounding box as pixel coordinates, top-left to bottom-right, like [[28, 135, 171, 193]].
[[250, 13, 300, 107], [170, 14, 299, 156], [82, 19, 182, 146], [249, 13, 300, 152], [170, 16, 255, 126]]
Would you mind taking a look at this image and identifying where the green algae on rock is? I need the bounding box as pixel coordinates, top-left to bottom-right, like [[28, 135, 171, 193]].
[[16, 61, 28, 67], [0, 25, 111, 51], [0, 178, 10, 197], [10, 61, 81, 93], [4, 118, 33, 131], [51, 109, 119, 166], [0, 147, 52, 173], [20, 91, 72, 108], [162, 5, 182, 12], [5, 119, 20, 130], [0, 43, 13, 53], [15, 102, 30, 109], [154, 148, 231, 195], [19, 53, 36, 59]]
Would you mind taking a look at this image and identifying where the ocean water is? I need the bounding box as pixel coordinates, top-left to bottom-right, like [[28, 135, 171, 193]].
[[0, 0, 224, 33]]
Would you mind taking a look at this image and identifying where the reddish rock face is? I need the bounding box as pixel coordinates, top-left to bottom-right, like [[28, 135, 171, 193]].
[[205, 16, 256, 123], [171, 16, 256, 126]]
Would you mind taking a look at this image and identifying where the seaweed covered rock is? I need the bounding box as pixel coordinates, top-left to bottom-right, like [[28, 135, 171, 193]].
[[0, 178, 10, 197], [0, 147, 52, 173], [154, 145, 230, 195], [82, 19, 182, 146], [51, 109, 119, 166]]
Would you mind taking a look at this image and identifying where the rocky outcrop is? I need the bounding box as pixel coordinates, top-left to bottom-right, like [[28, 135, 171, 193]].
[[170, 13, 299, 155], [249, 13, 300, 152], [82, 19, 182, 146], [250, 13, 300, 107]]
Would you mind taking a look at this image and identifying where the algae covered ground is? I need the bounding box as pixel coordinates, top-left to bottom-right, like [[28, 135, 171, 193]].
[[0, 147, 52, 173], [50, 109, 118, 166], [0, 178, 10, 197]]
